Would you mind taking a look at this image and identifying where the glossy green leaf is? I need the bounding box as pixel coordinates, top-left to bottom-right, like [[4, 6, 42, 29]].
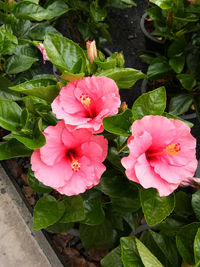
[[60, 71, 84, 82], [0, 27, 18, 55], [82, 195, 105, 225], [28, 22, 59, 40], [59, 195, 85, 223], [107, 146, 125, 172], [90, 2, 107, 22], [27, 169, 52, 193], [0, 139, 32, 160], [46, 222, 73, 233], [140, 188, 175, 226], [169, 94, 193, 116], [44, 33, 86, 73], [14, 1, 70, 21], [120, 236, 144, 267], [0, 75, 21, 100], [149, 0, 173, 9], [177, 74, 196, 90], [169, 56, 185, 74], [97, 68, 146, 88], [147, 57, 171, 80], [0, 99, 22, 131], [9, 78, 59, 102], [174, 191, 192, 218], [80, 220, 118, 250], [135, 238, 164, 267], [103, 109, 133, 136], [149, 230, 181, 267], [132, 87, 166, 120], [176, 222, 200, 265], [33, 195, 65, 232], [194, 228, 200, 264], [192, 190, 200, 221], [167, 36, 186, 58], [97, 170, 141, 213], [101, 246, 122, 267], [94, 57, 117, 70], [11, 118, 46, 149]]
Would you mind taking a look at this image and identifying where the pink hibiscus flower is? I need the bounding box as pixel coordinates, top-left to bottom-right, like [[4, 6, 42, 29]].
[[51, 76, 121, 133], [121, 116, 197, 196], [38, 43, 49, 63], [31, 121, 108, 196]]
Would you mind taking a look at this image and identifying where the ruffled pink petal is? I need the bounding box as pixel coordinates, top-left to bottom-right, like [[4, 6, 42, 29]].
[[135, 153, 179, 196], [31, 150, 73, 188], [132, 116, 176, 150], [40, 121, 66, 166]]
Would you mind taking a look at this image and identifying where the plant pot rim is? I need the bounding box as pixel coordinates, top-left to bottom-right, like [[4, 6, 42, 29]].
[[141, 79, 196, 120], [140, 12, 165, 45]]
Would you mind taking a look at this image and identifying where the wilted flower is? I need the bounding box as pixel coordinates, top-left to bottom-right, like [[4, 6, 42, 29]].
[[38, 43, 49, 63], [86, 40, 97, 63], [31, 121, 108, 196], [121, 116, 197, 196], [52, 76, 121, 133]]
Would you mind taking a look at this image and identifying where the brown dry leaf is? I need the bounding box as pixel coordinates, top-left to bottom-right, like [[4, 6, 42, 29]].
[[87, 248, 109, 262], [22, 186, 36, 206], [21, 173, 28, 185], [5, 160, 23, 178]]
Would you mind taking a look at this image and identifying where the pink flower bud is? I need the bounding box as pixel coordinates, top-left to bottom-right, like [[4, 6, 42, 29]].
[[38, 43, 49, 64], [187, 0, 197, 2], [86, 40, 97, 63]]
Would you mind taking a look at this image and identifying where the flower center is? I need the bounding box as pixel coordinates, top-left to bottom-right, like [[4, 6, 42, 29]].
[[80, 93, 91, 107], [67, 150, 81, 172], [165, 143, 181, 156], [71, 159, 81, 172], [146, 143, 181, 158]]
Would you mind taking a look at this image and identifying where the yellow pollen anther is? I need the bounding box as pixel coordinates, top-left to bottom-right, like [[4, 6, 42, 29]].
[[80, 94, 91, 107], [165, 143, 181, 156], [71, 160, 80, 172]]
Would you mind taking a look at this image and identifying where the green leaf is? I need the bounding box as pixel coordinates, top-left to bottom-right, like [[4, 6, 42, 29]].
[[94, 57, 117, 70], [80, 220, 118, 250], [59, 195, 85, 223], [162, 112, 193, 128], [103, 109, 133, 136], [149, 230, 181, 267], [97, 170, 141, 213], [120, 236, 144, 267], [0, 139, 32, 160], [97, 68, 146, 89], [174, 191, 192, 218], [135, 238, 164, 267], [82, 194, 105, 225], [46, 222, 73, 233], [14, 0, 70, 21], [140, 188, 175, 226], [9, 78, 59, 102], [177, 74, 197, 90], [101, 246, 122, 267], [33, 195, 65, 232], [149, 0, 173, 9], [0, 27, 18, 55], [28, 22, 59, 40], [0, 75, 21, 100], [192, 190, 200, 221], [44, 33, 86, 73], [0, 99, 22, 131], [147, 57, 171, 80], [132, 87, 166, 120], [27, 169, 52, 193], [167, 36, 186, 58], [90, 2, 107, 22], [11, 118, 46, 149], [169, 56, 185, 74], [60, 70, 84, 82], [5, 43, 38, 74], [194, 228, 200, 264], [176, 222, 200, 265], [169, 94, 193, 116]]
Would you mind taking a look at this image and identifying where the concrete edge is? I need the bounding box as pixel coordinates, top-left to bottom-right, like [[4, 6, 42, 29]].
[[0, 163, 64, 267]]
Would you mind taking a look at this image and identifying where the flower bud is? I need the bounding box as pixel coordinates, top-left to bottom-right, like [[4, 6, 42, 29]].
[[38, 43, 49, 64], [116, 52, 125, 68], [86, 40, 97, 63], [119, 101, 128, 112]]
